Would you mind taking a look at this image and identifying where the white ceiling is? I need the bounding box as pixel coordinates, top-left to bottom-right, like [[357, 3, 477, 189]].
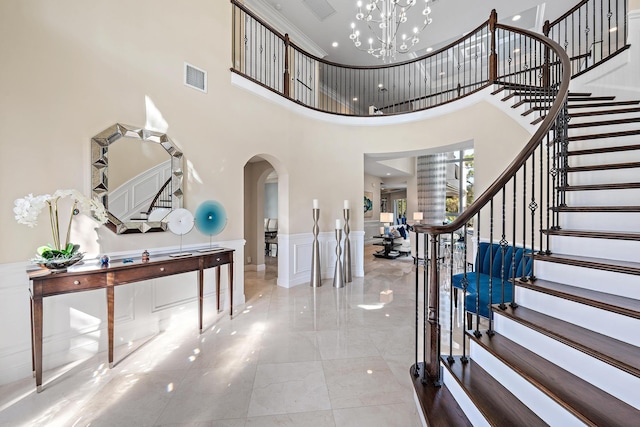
[[244, 0, 579, 179]]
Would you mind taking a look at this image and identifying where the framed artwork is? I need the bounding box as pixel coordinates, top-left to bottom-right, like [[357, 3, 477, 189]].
[[364, 191, 373, 218]]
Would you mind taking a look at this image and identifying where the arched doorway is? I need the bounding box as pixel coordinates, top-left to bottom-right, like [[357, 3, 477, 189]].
[[243, 155, 288, 293]]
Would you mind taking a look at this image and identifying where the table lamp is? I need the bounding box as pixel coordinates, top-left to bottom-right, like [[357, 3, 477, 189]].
[[413, 212, 423, 224], [380, 212, 394, 235]]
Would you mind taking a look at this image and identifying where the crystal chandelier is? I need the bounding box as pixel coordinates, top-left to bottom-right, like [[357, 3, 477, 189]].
[[349, 0, 433, 62]]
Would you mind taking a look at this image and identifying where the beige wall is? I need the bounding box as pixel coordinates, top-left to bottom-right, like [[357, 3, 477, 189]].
[[0, 0, 531, 263]]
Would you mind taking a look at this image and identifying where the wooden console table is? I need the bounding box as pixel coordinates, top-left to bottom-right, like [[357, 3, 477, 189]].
[[28, 247, 234, 392]]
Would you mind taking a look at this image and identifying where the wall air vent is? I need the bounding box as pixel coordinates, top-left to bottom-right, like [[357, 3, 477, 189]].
[[184, 62, 207, 93], [302, 0, 336, 21]]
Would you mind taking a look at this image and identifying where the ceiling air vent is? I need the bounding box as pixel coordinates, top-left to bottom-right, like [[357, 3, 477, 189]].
[[184, 62, 207, 93], [302, 0, 336, 21]]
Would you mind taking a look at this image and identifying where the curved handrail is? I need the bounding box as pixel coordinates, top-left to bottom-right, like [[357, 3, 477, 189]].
[[414, 24, 571, 237]]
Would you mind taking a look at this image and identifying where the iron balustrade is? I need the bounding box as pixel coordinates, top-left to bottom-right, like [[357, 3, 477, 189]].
[[545, 0, 629, 77], [413, 21, 571, 385]]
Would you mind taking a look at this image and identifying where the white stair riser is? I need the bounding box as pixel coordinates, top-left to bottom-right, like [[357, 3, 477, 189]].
[[564, 188, 640, 206], [567, 167, 640, 185], [494, 313, 640, 409], [568, 122, 640, 137], [558, 211, 640, 232], [515, 286, 640, 347], [469, 341, 587, 426], [568, 150, 640, 168], [569, 133, 640, 151], [440, 363, 491, 427], [548, 235, 640, 263], [534, 260, 640, 300]]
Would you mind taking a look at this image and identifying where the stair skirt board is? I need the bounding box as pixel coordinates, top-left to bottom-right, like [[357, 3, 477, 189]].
[[534, 261, 640, 300], [547, 235, 640, 263], [515, 285, 640, 346], [440, 363, 492, 427], [493, 312, 640, 409], [412, 391, 429, 427], [468, 342, 586, 426], [557, 211, 640, 233]]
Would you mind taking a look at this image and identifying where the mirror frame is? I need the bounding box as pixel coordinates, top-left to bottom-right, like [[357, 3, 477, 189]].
[[91, 123, 184, 234]]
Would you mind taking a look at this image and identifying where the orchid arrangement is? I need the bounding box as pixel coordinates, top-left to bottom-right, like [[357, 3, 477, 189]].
[[14, 189, 108, 260]]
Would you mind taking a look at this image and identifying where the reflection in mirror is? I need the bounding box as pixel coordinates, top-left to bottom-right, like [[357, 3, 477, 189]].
[[91, 123, 183, 234]]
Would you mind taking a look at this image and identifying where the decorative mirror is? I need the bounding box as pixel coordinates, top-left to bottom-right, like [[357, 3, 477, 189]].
[[91, 123, 184, 234]]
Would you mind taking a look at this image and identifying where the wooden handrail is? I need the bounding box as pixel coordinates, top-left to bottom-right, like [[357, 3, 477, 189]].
[[414, 24, 572, 238], [144, 178, 172, 215]]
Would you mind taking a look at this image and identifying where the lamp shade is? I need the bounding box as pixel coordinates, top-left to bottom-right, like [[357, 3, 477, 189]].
[[413, 212, 423, 221], [195, 200, 227, 236], [380, 212, 394, 224]]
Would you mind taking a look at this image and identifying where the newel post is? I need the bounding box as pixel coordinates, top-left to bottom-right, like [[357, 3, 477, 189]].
[[542, 20, 551, 87], [284, 33, 290, 97], [489, 9, 498, 83], [427, 234, 441, 385]]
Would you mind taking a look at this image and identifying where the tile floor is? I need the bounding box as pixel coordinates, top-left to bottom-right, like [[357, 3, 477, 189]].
[[0, 246, 437, 426]]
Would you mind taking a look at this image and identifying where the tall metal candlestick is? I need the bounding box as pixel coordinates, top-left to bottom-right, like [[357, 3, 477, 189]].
[[343, 208, 352, 282], [333, 228, 345, 288], [310, 208, 322, 287]]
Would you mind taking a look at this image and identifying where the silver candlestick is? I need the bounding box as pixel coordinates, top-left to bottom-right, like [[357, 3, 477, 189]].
[[310, 208, 322, 287], [333, 228, 345, 288], [343, 208, 352, 283]]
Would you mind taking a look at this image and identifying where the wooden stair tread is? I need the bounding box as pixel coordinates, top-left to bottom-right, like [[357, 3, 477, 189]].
[[569, 100, 640, 109], [568, 117, 640, 129], [569, 106, 640, 118], [559, 182, 640, 191], [567, 143, 640, 156], [469, 329, 640, 426], [542, 228, 640, 241], [565, 161, 640, 172], [532, 252, 640, 276], [443, 356, 546, 426], [568, 129, 640, 141], [551, 205, 640, 212], [410, 365, 472, 427], [568, 96, 616, 102], [513, 277, 640, 321]]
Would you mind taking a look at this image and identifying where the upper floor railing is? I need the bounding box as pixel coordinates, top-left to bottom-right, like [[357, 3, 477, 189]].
[[544, 0, 629, 76], [231, 0, 629, 117]]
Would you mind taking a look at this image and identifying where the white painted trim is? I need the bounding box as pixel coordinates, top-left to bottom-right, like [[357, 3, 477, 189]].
[[276, 231, 365, 288], [231, 72, 494, 126]]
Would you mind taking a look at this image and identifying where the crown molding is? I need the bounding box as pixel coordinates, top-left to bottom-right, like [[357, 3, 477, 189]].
[[243, 0, 328, 59]]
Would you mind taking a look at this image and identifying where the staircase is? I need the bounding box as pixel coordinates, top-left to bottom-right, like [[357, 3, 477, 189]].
[[412, 88, 640, 425]]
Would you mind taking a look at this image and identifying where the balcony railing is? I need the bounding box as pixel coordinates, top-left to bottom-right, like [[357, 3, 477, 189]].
[[545, 0, 629, 77], [231, 0, 628, 118]]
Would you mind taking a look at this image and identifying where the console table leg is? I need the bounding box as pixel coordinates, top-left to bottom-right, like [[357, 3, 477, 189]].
[[198, 266, 204, 333], [33, 296, 43, 392], [107, 286, 114, 368], [216, 266, 221, 312], [229, 260, 234, 317]]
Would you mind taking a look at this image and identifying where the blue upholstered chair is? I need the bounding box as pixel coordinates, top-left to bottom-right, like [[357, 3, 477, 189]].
[[452, 242, 532, 326]]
